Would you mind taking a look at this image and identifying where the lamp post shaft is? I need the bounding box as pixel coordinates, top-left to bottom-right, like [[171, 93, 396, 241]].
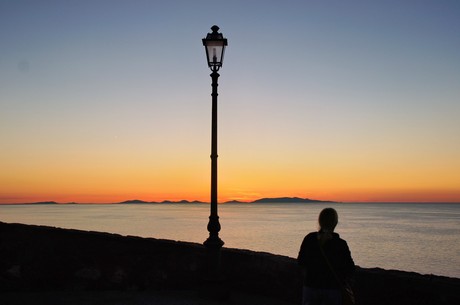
[[210, 69, 219, 218], [204, 68, 224, 249]]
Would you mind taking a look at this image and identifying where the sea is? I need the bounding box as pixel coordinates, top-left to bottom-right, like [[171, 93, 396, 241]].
[[1, 202, 459, 279]]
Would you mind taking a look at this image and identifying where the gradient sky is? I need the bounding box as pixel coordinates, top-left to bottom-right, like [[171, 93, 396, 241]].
[[1, 0, 459, 203]]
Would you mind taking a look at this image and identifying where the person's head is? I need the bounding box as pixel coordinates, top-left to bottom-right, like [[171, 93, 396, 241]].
[[318, 208, 338, 232]]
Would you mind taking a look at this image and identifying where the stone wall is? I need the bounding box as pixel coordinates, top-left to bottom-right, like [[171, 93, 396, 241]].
[[1, 222, 459, 304]]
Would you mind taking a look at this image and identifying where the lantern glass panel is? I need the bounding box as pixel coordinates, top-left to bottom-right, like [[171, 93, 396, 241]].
[[206, 42, 224, 66]]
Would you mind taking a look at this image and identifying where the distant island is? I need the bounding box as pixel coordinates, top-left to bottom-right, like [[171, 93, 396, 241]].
[[120, 199, 205, 204], [7, 197, 334, 205], [120, 200, 151, 204], [120, 197, 335, 204], [250, 197, 335, 203]]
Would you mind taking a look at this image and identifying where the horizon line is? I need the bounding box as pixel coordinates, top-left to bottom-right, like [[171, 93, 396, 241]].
[[1, 197, 460, 205]]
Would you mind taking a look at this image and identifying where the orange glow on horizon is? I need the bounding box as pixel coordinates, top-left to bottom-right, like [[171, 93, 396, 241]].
[[1, 187, 459, 204], [1, 132, 459, 204]]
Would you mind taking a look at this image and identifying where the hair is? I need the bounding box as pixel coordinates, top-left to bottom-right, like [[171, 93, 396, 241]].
[[318, 208, 338, 232]]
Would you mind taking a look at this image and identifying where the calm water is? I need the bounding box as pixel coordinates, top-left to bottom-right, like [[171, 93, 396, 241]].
[[1, 202, 459, 278]]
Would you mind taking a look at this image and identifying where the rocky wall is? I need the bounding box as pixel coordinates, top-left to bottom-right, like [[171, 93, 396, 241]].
[[1, 222, 459, 305]]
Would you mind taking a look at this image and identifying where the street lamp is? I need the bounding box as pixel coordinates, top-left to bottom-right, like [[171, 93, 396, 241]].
[[203, 25, 227, 250]]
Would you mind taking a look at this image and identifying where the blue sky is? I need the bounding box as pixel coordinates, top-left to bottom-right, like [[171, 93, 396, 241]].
[[1, 0, 460, 203]]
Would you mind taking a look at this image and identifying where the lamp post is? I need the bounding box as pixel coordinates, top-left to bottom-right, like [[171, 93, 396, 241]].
[[202, 25, 227, 250]]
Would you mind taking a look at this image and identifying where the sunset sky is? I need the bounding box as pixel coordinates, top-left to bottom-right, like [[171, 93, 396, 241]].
[[1, 1, 459, 203]]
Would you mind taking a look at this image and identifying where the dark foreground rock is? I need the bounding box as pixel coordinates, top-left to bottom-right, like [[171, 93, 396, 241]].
[[1, 221, 459, 305]]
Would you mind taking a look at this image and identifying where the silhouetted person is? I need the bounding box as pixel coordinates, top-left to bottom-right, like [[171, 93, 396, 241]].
[[298, 208, 355, 305]]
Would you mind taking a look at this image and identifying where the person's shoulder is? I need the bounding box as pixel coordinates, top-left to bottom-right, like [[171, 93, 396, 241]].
[[303, 232, 318, 242], [333, 233, 350, 246], [332, 232, 345, 240]]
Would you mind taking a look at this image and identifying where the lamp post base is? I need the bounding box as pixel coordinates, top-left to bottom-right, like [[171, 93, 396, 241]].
[[203, 236, 224, 249], [204, 215, 224, 283], [203, 234, 224, 287], [204, 215, 224, 249]]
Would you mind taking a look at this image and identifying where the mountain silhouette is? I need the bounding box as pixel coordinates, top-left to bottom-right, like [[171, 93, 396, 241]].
[[251, 197, 334, 203]]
